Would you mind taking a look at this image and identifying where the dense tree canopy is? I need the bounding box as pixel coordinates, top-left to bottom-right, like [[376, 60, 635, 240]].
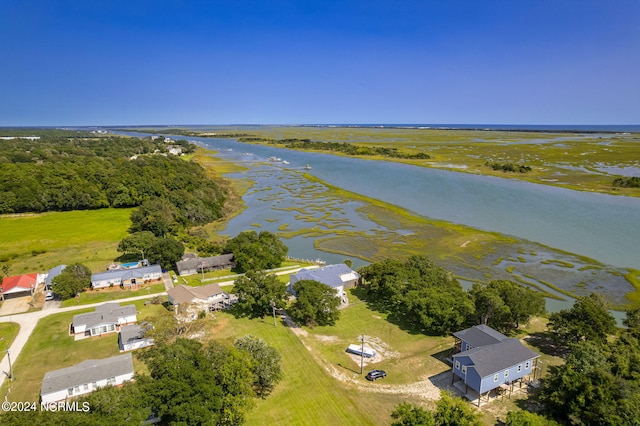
[[358, 256, 473, 335], [233, 270, 289, 318], [146, 237, 185, 270], [117, 231, 157, 259], [390, 392, 483, 426], [0, 133, 227, 234], [51, 263, 92, 299], [234, 335, 283, 398], [540, 308, 640, 425], [139, 338, 256, 426], [223, 231, 288, 273], [470, 280, 545, 333], [289, 279, 341, 327], [547, 292, 617, 347]]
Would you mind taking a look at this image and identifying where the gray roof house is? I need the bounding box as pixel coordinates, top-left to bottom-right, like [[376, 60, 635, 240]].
[[119, 324, 154, 352], [40, 353, 134, 404], [71, 303, 137, 338], [176, 254, 235, 276], [451, 325, 540, 406], [44, 264, 66, 291], [91, 264, 162, 289], [289, 264, 360, 304]]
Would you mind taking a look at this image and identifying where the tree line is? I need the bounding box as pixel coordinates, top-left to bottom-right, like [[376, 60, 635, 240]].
[[0, 133, 220, 218], [239, 137, 431, 160], [358, 255, 545, 335]]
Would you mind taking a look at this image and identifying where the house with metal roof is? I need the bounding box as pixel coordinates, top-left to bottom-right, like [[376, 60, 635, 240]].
[[175, 254, 235, 276], [288, 264, 360, 304], [118, 324, 154, 352], [451, 325, 539, 406], [44, 264, 66, 292], [71, 303, 137, 338], [40, 353, 134, 404], [91, 264, 162, 289], [0, 273, 42, 300]]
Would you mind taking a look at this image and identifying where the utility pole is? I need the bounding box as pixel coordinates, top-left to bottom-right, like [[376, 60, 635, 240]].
[[271, 300, 277, 327], [360, 334, 365, 374], [7, 349, 13, 381]]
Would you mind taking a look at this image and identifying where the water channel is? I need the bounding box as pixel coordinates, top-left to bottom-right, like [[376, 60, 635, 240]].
[[118, 131, 640, 316]]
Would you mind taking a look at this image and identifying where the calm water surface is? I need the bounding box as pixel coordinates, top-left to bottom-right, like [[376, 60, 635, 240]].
[[118, 131, 640, 270]]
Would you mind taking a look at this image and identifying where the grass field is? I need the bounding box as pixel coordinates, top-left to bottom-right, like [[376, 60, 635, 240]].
[[208, 311, 417, 425], [0, 300, 166, 403], [0, 208, 133, 274], [0, 322, 20, 353]]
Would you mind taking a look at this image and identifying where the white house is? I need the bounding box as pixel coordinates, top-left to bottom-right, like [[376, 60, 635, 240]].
[[91, 264, 162, 289], [71, 303, 137, 338], [40, 353, 134, 404], [289, 264, 361, 304], [118, 324, 154, 352]]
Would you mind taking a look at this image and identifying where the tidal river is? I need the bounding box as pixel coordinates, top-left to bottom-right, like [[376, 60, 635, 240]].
[[201, 136, 638, 270], [119, 131, 639, 270]]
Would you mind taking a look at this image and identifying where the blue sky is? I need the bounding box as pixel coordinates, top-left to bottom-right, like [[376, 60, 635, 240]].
[[1, 0, 638, 125]]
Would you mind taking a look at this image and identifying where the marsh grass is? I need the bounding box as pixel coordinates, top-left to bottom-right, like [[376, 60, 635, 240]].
[[228, 126, 640, 197]]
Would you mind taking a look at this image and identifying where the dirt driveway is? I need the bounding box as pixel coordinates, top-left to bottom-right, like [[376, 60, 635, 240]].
[[0, 296, 32, 316]]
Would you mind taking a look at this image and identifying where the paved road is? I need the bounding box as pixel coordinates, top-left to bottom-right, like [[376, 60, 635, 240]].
[[0, 264, 318, 389], [0, 292, 166, 389]]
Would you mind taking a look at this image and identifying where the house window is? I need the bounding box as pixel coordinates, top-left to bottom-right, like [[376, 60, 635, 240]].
[[83, 384, 89, 391], [74, 386, 80, 393], [504, 369, 509, 378], [455, 361, 460, 370], [68, 388, 74, 396], [107, 377, 116, 385], [525, 361, 530, 369], [92, 382, 97, 390], [517, 364, 522, 373], [493, 374, 499, 382], [461, 366, 467, 374]]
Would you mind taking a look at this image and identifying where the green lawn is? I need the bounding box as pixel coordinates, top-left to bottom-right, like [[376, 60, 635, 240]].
[[209, 311, 410, 425], [303, 292, 453, 385], [0, 208, 133, 274], [0, 300, 166, 402], [0, 322, 20, 353], [60, 283, 166, 307], [206, 288, 458, 425]]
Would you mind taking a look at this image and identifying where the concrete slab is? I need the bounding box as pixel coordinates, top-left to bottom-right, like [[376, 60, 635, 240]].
[[0, 296, 32, 316]]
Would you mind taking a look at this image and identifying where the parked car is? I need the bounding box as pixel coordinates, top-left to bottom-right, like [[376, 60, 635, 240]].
[[365, 369, 386, 381], [45, 291, 55, 301]]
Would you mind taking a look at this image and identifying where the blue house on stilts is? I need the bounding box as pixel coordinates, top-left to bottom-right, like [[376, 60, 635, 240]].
[[451, 325, 539, 406]]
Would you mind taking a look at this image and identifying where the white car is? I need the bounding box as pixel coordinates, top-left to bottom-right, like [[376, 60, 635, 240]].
[[45, 291, 55, 301]]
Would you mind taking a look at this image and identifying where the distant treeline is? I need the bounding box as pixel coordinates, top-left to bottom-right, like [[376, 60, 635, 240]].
[[612, 176, 640, 188], [485, 161, 532, 173], [0, 133, 226, 232], [239, 137, 431, 159]]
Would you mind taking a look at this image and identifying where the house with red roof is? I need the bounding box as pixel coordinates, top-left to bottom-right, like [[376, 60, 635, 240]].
[[0, 273, 40, 300]]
